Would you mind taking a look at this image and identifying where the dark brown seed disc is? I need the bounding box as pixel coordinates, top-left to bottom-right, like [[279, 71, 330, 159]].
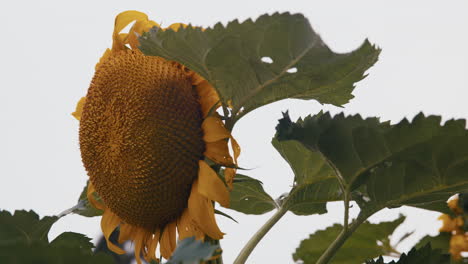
[[79, 50, 204, 230]]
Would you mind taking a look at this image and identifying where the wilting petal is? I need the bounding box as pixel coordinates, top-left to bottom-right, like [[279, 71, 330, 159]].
[[72, 97, 86, 121], [224, 168, 236, 190], [230, 136, 241, 163], [204, 141, 234, 166], [145, 229, 160, 261], [188, 180, 224, 239], [100, 210, 125, 254], [198, 161, 229, 207], [177, 209, 204, 240], [202, 117, 230, 142], [160, 221, 177, 259]]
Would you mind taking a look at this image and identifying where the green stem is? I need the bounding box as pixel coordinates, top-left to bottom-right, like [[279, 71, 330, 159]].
[[343, 189, 350, 231], [233, 208, 288, 264], [315, 212, 370, 264]]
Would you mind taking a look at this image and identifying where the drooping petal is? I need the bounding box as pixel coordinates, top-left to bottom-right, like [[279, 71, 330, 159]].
[[198, 161, 229, 207], [202, 117, 230, 142], [188, 180, 224, 239], [100, 210, 125, 255], [144, 230, 160, 261], [112, 11, 150, 51], [133, 228, 148, 264], [72, 97, 87, 121], [160, 221, 177, 259], [177, 209, 204, 240], [204, 140, 234, 166], [118, 223, 134, 244]]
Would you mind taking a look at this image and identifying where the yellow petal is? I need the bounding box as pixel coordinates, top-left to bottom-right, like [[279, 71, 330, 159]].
[[230, 136, 241, 163], [224, 168, 236, 190], [198, 161, 229, 207], [177, 209, 204, 241], [86, 182, 105, 210], [72, 97, 86, 121], [196, 80, 220, 116], [133, 228, 147, 264], [204, 141, 234, 166], [160, 221, 177, 259], [100, 210, 125, 255], [145, 229, 160, 261], [118, 223, 134, 244], [202, 117, 230, 142], [112, 11, 157, 51], [188, 180, 224, 239]]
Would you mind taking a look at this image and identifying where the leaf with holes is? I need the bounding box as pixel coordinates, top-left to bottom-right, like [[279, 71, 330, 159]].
[[294, 216, 405, 264], [275, 112, 468, 214], [229, 174, 276, 215], [272, 137, 342, 215], [139, 13, 380, 121]]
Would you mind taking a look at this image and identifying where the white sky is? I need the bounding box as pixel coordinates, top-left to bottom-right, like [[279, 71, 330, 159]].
[[1, 0, 467, 263]]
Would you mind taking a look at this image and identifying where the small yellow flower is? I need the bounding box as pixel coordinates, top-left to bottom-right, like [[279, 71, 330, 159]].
[[73, 11, 240, 263]]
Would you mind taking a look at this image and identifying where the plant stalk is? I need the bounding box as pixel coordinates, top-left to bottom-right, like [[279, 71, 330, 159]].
[[233, 208, 288, 264], [315, 212, 369, 264]]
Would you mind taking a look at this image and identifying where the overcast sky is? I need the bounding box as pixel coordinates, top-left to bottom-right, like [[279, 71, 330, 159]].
[[1, 0, 467, 263]]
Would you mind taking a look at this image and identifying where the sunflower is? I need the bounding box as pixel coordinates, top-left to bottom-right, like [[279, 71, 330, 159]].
[[72, 11, 240, 263]]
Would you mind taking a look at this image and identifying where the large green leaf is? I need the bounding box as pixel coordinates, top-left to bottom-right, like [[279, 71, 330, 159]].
[[139, 13, 380, 120], [272, 138, 342, 215], [366, 244, 450, 264], [0, 210, 112, 264], [293, 216, 405, 264], [229, 174, 277, 215], [0, 210, 58, 245], [275, 112, 468, 213]]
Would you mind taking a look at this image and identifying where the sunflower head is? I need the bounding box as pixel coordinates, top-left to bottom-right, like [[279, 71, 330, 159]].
[[73, 11, 240, 263]]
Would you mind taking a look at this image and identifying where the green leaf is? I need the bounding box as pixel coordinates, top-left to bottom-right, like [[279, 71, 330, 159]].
[[415, 232, 451, 254], [293, 215, 405, 264], [49, 232, 94, 252], [272, 137, 342, 215], [73, 180, 103, 217], [229, 174, 277, 215], [0, 210, 58, 245], [166, 236, 219, 264], [366, 243, 450, 264], [0, 210, 113, 264], [275, 112, 468, 214], [139, 13, 380, 120]]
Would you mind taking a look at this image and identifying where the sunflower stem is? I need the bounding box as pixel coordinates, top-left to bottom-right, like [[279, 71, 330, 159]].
[[315, 210, 370, 264], [233, 207, 287, 264]]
